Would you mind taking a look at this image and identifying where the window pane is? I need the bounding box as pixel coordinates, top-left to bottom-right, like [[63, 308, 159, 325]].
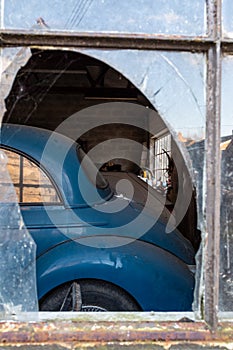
[[219, 55, 233, 312], [2, 0, 206, 36], [222, 0, 233, 38]]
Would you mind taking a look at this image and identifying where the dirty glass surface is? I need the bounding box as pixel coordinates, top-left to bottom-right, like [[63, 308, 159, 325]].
[[222, 0, 233, 38], [1, 0, 206, 36], [219, 55, 233, 312], [0, 47, 38, 316], [82, 50, 205, 135]]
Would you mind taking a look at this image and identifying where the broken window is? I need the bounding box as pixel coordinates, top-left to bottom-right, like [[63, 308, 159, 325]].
[[0, 0, 230, 336], [0, 45, 204, 317]]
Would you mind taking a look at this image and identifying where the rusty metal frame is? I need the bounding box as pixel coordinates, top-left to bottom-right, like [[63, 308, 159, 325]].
[[0, 30, 213, 52], [0, 30, 232, 53], [1, 313, 233, 345], [0, 319, 233, 344], [0, 0, 232, 344], [204, 0, 222, 330]]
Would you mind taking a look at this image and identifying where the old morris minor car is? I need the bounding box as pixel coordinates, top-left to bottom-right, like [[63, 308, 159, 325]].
[[0, 123, 195, 311]]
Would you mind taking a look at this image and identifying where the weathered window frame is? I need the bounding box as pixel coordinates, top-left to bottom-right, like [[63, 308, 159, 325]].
[[1, 0, 232, 346]]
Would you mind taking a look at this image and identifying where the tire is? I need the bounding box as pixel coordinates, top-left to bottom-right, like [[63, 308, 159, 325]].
[[39, 279, 141, 311]]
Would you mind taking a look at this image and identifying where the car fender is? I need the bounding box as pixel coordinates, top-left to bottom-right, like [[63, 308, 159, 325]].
[[37, 236, 195, 311]]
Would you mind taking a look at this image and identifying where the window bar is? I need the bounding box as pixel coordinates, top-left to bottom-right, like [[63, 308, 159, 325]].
[[204, 0, 222, 329], [0, 30, 214, 52]]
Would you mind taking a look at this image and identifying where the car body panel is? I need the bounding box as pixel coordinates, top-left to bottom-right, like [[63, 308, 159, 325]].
[[20, 202, 195, 264], [37, 237, 194, 311]]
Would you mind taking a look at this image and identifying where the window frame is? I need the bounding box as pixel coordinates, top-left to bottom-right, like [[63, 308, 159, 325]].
[[0, 0, 229, 341]]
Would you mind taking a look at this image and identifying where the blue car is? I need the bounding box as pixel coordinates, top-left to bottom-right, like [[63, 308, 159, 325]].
[[0, 124, 195, 311]]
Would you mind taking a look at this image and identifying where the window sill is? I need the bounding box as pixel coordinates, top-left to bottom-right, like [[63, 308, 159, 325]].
[[1, 311, 233, 345]]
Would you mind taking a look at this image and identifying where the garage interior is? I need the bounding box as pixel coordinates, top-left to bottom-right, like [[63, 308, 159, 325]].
[[2, 49, 201, 251]]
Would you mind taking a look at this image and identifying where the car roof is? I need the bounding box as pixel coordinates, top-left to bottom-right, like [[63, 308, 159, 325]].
[[1, 124, 111, 206]]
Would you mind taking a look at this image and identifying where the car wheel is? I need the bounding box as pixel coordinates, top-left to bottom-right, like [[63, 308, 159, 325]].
[[39, 279, 141, 311]]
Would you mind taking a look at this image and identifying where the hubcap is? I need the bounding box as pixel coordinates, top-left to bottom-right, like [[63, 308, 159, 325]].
[[81, 305, 107, 312]]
